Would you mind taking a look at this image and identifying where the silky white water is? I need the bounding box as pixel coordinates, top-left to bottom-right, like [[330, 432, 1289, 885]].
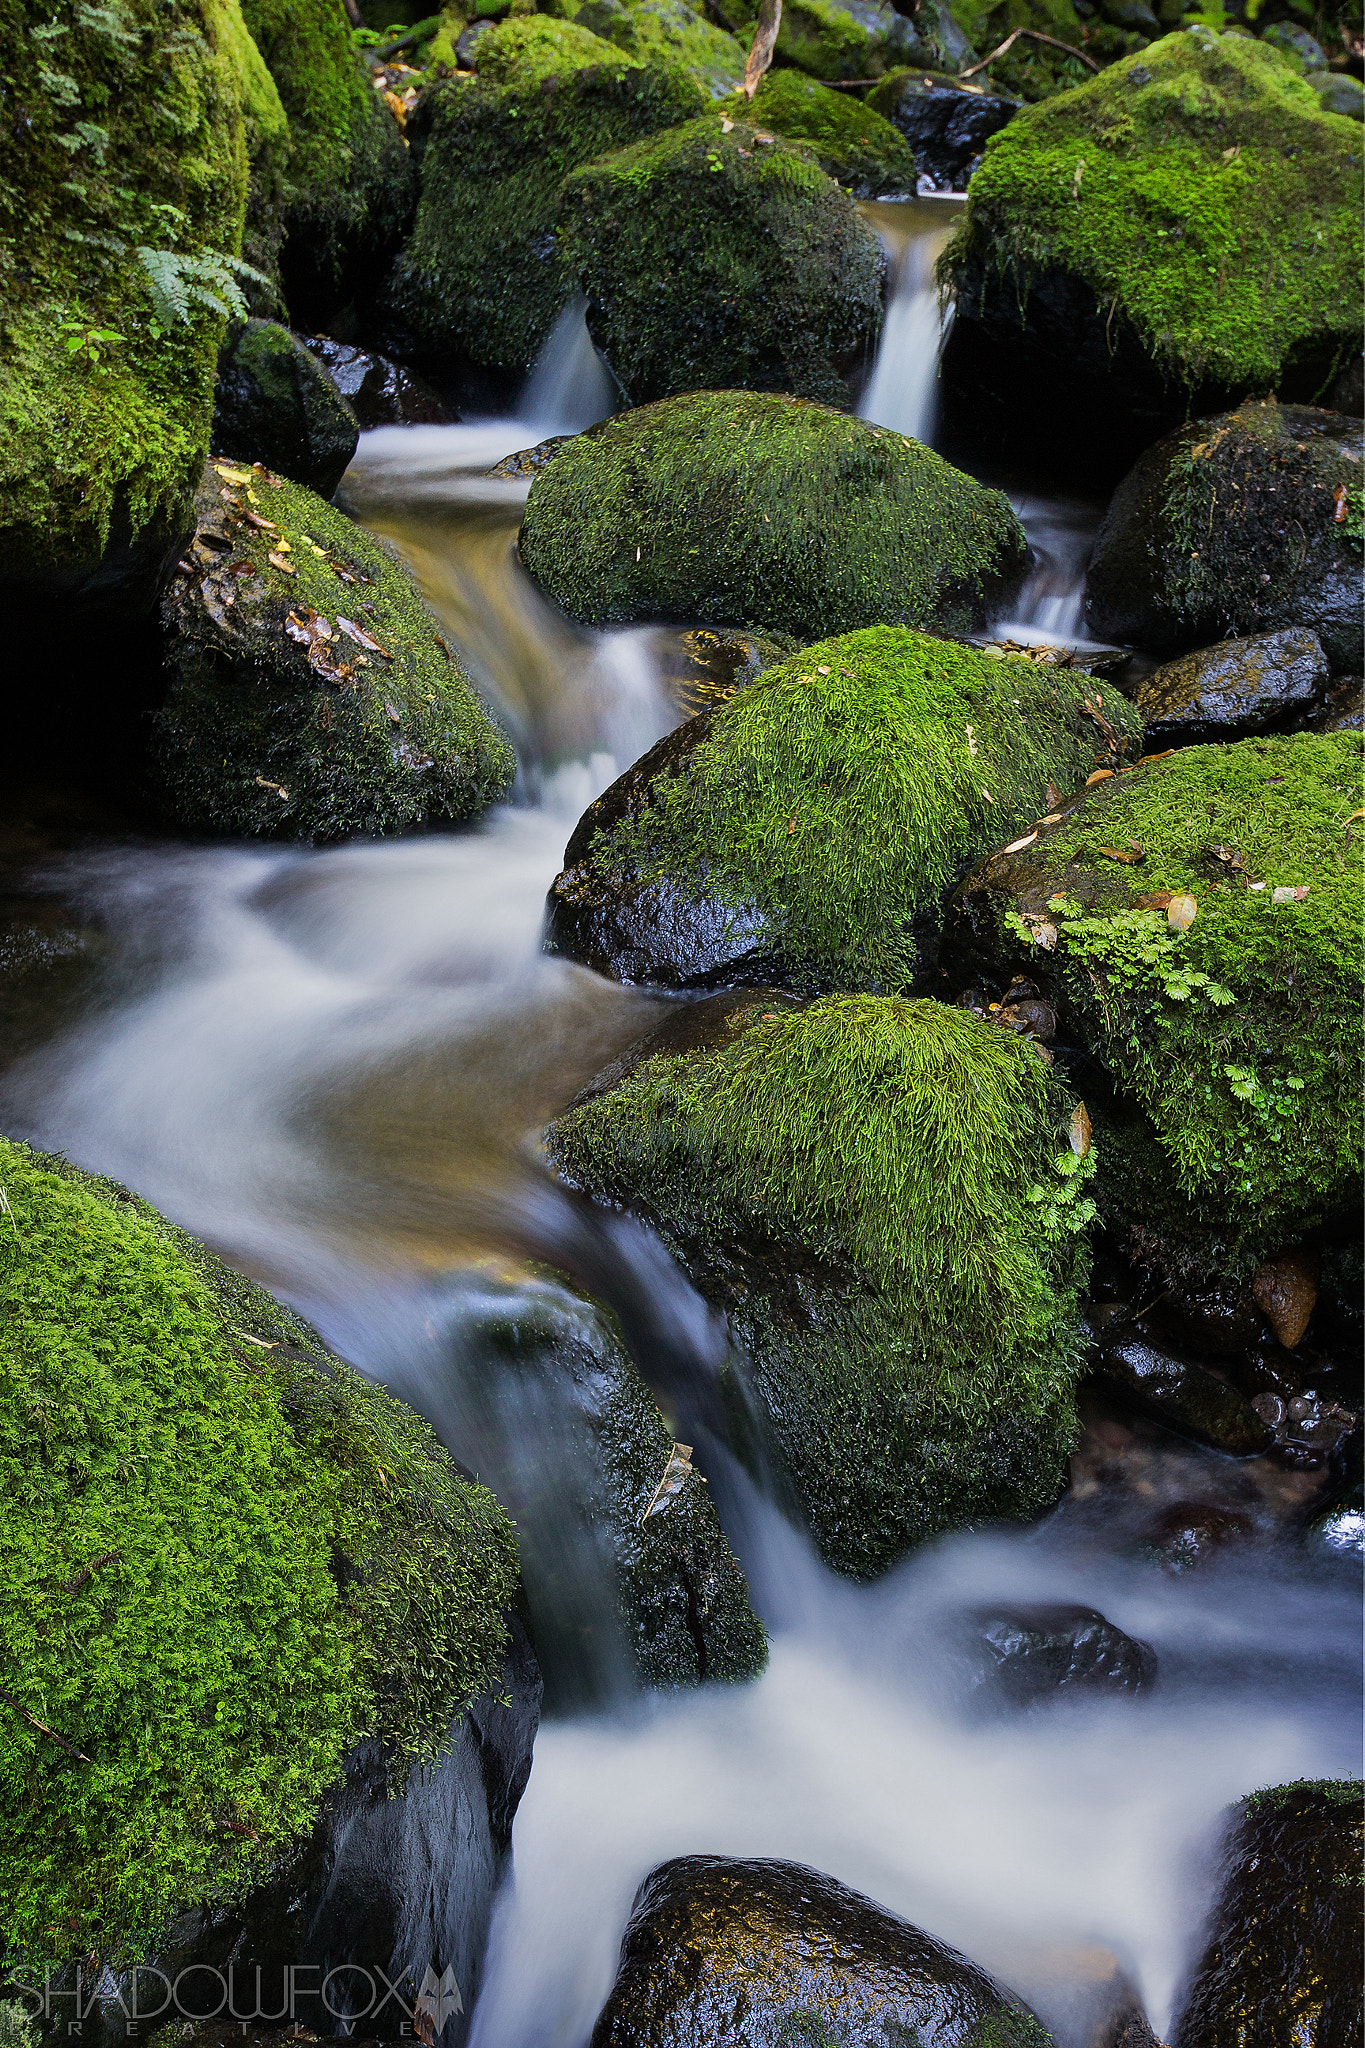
[[859, 200, 959, 444]]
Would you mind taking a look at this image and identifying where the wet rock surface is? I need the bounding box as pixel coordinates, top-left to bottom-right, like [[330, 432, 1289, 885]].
[[967, 1602, 1157, 1708], [212, 319, 360, 499], [1135, 630, 1332, 746], [590, 1856, 1053, 2046], [1091, 1322, 1274, 1458], [868, 68, 1018, 188], [303, 335, 455, 428], [1173, 1780, 1364, 2048]]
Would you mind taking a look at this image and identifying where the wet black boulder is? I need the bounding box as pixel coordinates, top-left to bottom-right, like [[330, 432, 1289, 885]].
[[1173, 1779, 1364, 2048], [967, 1602, 1157, 1709], [867, 69, 1017, 190], [211, 319, 359, 497], [1092, 1321, 1274, 1457], [1135, 629, 1332, 746], [590, 1856, 1054, 2046], [1085, 402, 1364, 672], [303, 335, 456, 428]]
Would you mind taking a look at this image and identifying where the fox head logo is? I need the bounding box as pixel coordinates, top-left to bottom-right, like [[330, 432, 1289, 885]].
[[413, 1964, 464, 2042]]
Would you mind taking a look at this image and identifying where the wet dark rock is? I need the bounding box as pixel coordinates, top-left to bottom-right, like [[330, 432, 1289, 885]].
[[590, 1856, 1053, 2046], [303, 335, 455, 428], [456, 16, 497, 64], [1143, 1498, 1255, 1570], [1173, 1779, 1364, 2047], [1135, 630, 1332, 747], [967, 1602, 1157, 1708], [867, 68, 1018, 189], [1085, 403, 1365, 672], [1093, 1324, 1274, 1456], [1328, 351, 1364, 417], [1303, 673, 1365, 732], [1309, 1500, 1365, 1556], [489, 434, 573, 478], [1159, 1276, 1263, 1357], [211, 320, 359, 498], [994, 994, 1058, 1040], [1308, 68, 1365, 117]]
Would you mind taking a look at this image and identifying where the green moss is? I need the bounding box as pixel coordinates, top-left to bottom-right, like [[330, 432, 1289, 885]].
[[548, 994, 1091, 1576], [382, 17, 706, 375], [0, 1136, 518, 1962], [729, 0, 934, 81], [565, 625, 1144, 991], [519, 393, 1028, 636], [155, 458, 516, 839], [573, 0, 747, 96], [1242, 1777, 1364, 1817], [556, 113, 885, 406], [0, 0, 253, 571], [956, 732, 1364, 1264], [950, 0, 1120, 100], [726, 69, 919, 195], [217, 0, 291, 281], [942, 30, 1365, 390]]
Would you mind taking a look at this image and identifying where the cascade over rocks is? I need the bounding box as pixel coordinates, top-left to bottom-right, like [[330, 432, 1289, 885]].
[[544, 625, 1143, 995], [1133, 630, 1333, 749], [556, 115, 886, 408], [211, 318, 360, 497], [156, 460, 515, 840], [519, 393, 1029, 637], [939, 32, 1365, 484], [733, 67, 919, 196], [1085, 403, 1365, 673], [589, 1855, 1053, 2045], [868, 68, 1018, 190], [547, 989, 1094, 1578]]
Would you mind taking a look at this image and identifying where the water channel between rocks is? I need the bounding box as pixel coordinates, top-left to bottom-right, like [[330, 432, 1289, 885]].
[[0, 199, 1358, 2048]]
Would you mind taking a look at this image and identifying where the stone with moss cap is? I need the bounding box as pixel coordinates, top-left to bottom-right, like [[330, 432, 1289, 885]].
[[573, 0, 747, 97], [520, 395, 1028, 635], [944, 731, 1365, 1283], [545, 624, 1143, 994], [556, 115, 885, 407], [548, 991, 1093, 1577], [379, 17, 705, 379], [726, 0, 966, 82], [0, 1135, 520, 1962], [156, 459, 515, 840], [722, 68, 918, 196], [938, 30, 1365, 483]]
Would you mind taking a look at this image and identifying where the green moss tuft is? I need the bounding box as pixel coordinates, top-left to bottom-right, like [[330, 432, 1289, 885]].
[[520, 393, 1028, 636], [549, 993, 1091, 1576], [728, 0, 935, 81], [573, 0, 747, 96], [156, 458, 516, 839], [0, 1136, 518, 1962], [725, 68, 918, 195], [942, 29, 1365, 390]]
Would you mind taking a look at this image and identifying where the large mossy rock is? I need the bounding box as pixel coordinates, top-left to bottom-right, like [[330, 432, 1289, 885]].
[[211, 318, 359, 497], [548, 992, 1094, 1578], [590, 1856, 1053, 2045], [1173, 1780, 1363, 2047], [545, 626, 1143, 994], [556, 115, 886, 407], [156, 459, 515, 839], [1085, 402, 1365, 674], [240, 0, 415, 328], [0, 0, 256, 630], [939, 31, 1365, 482], [573, 0, 747, 97], [944, 732, 1365, 1284], [0, 1136, 520, 1965], [731, 67, 919, 196], [380, 18, 706, 381], [518, 394, 1029, 636]]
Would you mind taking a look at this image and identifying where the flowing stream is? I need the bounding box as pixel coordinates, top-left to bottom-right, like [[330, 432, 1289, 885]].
[[2, 208, 1358, 2046]]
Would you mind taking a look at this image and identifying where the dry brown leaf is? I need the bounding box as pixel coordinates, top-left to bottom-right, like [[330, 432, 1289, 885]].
[[1098, 845, 1144, 864], [1271, 884, 1309, 904], [1002, 831, 1038, 854], [1068, 1101, 1092, 1160], [1085, 769, 1114, 786], [337, 615, 391, 657], [269, 551, 297, 576]]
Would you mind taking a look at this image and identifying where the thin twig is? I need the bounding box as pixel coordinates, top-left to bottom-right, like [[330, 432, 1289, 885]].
[[0, 1688, 91, 1763], [960, 26, 1099, 77], [742, 0, 783, 97], [62, 1550, 119, 1597]]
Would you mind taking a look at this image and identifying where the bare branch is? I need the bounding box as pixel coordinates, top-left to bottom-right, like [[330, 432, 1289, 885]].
[[959, 26, 1099, 77], [742, 0, 782, 98], [0, 1688, 91, 1764]]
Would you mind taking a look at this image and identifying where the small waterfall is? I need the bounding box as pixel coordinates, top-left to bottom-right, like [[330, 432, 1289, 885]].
[[858, 204, 958, 445], [517, 295, 618, 434], [991, 496, 1108, 648]]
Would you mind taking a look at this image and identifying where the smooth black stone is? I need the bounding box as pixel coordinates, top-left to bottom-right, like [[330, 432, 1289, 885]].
[[969, 1601, 1158, 1707], [304, 334, 456, 428], [1135, 629, 1331, 746], [1094, 1325, 1274, 1457]]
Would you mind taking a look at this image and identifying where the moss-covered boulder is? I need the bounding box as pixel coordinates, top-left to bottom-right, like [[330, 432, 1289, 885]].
[[156, 458, 515, 839], [730, 0, 966, 82], [868, 69, 1017, 191], [0, 0, 255, 628], [518, 393, 1028, 635], [939, 31, 1365, 482], [211, 318, 359, 496], [573, 0, 747, 97], [240, 0, 415, 327], [379, 18, 706, 380], [0, 1136, 520, 1963], [1085, 402, 1365, 675], [548, 991, 1094, 1578], [556, 114, 885, 406], [1173, 1780, 1363, 2048], [546, 626, 1143, 993], [727, 68, 918, 195], [944, 732, 1365, 1283]]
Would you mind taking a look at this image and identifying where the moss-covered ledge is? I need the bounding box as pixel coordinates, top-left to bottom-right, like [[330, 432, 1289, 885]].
[[0, 1136, 519, 1964]]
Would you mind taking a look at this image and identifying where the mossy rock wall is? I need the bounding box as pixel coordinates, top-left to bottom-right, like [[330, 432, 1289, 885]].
[[944, 731, 1365, 1280], [380, 17, 706, 378], [727, 69, 919, 196], [556, 113, 886, 406], [156, 458, 516, 839], [546, 625, 1144, 993], [0, 1137, 519, 1963], [548, 993, 1094, 1578], [518, 392, 1029, 637]]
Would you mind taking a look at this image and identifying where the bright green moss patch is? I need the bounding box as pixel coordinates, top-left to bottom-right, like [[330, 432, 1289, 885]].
[[573, 0, 747, 96], [556, 115, 885, 406], [953, 732, 1364, 1261], [156, 459, 515, 839], [549, 994, 1090, 1575], [942, 30, 1365, 388], [519, 394, 1028, 636], [563, 626, 1143, 991], [727, 68, 918, 195], [0, 1138, 518, 1962]]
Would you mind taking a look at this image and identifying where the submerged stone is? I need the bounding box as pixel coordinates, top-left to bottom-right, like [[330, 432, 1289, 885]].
[[1134, 630, 1332, 748], [156, 460, 515, 840], [519, 393, 1029, 637], [968, 1602, 1158, 1708], [590, 1856, 1052, 2045], [212, 319, 359, 497]]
